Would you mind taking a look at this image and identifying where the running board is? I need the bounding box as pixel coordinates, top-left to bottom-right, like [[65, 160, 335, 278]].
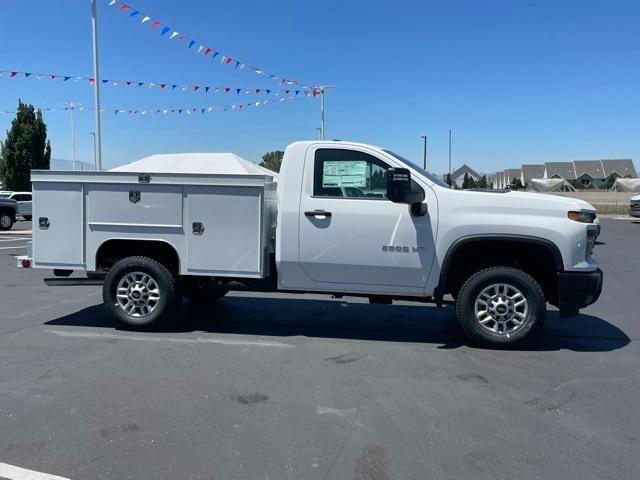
[[44, 277, 104, 286]]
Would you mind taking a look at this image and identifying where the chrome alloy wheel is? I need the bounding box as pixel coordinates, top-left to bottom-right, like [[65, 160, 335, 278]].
[[115, 271, 161, 318], [474, 283, 528, 336]]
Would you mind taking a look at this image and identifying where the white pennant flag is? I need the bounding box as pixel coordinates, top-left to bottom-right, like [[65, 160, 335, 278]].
[[141, 16, 151, 23], [197, 45, 204, 54], [170, 31, 179, 40], [108, 0, 117, 6]]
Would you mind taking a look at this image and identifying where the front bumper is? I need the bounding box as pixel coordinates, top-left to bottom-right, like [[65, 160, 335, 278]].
[[557, 268, 603, 317], [629, 208, 640, 218]]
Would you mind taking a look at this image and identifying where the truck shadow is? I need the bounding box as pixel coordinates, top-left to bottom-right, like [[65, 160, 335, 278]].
[[44, 296, 630, 352]]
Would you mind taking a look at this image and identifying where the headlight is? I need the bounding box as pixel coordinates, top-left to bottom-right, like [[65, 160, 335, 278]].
[[568, 211, 596, 223]]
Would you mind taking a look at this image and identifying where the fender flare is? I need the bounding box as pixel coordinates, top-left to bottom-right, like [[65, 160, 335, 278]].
[[434, 234, 564, 304]]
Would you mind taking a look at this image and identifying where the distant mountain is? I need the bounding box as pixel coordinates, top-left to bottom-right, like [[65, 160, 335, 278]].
[[50, 158, 95, 171]]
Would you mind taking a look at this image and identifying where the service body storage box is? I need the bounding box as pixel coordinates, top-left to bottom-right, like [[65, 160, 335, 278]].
[[31, 170, 277, 278]]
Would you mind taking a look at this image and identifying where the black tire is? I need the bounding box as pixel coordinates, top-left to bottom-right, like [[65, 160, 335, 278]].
[[456, 266, 546, 348], [181, 277, 228, 304], [0, 212, 14, 231], [23, 215, 32, 221], [103, 256, 180, 330]]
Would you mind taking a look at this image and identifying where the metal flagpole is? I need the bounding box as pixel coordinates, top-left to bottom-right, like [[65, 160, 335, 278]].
[[69, 103, 76, 171], [320, 86, 325, 140], [421, 135, 427, 170], [448, 129, 452, 176], [91, 0, 103, 171]]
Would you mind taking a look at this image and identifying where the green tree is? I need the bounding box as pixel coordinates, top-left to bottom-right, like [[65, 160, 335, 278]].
[[259, 150, 284, 173], [462, 172, 477, 189], [445, 172, 452, 187], [511, 177, 524, 190], [0, 100, 51, 191], [476, 175, 488, 189], [604, 173, 617, 189]]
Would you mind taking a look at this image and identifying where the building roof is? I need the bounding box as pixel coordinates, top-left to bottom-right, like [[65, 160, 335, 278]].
[[601, 159, 637, 178], [521, 164, 545, 184], [574, 160, 605, 179], [545, 162, 576, 179], [451, 164, 481, 180], [504, 168, 522, 183]]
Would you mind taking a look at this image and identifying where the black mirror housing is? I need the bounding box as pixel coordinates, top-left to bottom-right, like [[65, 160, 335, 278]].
[[387, 168, 425, 205]]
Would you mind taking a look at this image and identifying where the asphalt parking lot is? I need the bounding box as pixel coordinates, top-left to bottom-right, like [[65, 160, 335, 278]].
[[0, 218, 638, 480]]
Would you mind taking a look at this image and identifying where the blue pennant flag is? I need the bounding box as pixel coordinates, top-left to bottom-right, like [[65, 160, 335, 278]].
[[211, 51, 220, 60], [172, 84, 177, 89], [235, 60, 240, 69], [138, 82, 144, 86], [63, 76, 71, 81], [102, 79, 109, 84], [25, 72, 31, 77], [161, 26, 170, 36], [236, 88, 241, 95], [205, 86, 210, 92], [188, 40, 196, 48], [130, 10, 140, 18]]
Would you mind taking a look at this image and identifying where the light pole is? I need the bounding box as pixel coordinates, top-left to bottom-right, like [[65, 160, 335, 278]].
[[315, 127, 322, 140], [448, 129, 452, 177], [91, 0, 103, 171], [319, 86, 325, 140], [420, 135, 427, 170], [66, 102, 77, 171], [90, 132, 96, 170]]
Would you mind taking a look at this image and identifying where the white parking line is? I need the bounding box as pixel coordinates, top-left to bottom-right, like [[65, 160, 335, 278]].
[[0, 462, 70, 480], [0, 237, 30, 242], [0, 245, 26, 250], [47, 329, 296, 348]]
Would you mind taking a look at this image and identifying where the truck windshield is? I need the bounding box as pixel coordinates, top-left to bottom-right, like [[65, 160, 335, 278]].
[[383, 150, 450, 188]]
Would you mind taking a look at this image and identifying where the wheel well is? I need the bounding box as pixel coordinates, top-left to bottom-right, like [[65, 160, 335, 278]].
[[0, 207, 16, 219], [95, 239, 180, 274], [442, 238, 560, 304]]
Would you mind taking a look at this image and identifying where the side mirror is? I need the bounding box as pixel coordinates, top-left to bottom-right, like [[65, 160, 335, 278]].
[[386, 168, 425, 207]]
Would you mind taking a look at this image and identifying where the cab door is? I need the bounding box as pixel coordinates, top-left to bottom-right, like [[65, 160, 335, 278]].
[[297, 146, 435, 290]]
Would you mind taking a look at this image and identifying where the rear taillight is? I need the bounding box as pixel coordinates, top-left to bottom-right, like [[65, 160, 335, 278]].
[[21, 258, 31, 268]]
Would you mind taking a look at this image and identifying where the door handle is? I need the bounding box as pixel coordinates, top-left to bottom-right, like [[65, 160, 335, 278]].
[[305, 209, 332, 218]]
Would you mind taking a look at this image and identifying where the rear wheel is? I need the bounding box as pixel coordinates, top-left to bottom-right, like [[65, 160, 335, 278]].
[[103, 256, 179, 329], [0, 213, 13, 231], [456, 266, 545, 348]]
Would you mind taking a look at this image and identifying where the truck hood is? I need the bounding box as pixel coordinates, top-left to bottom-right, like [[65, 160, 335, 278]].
[[448, 189, 596, 216]]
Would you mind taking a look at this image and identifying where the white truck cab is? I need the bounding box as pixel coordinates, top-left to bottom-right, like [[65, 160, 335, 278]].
[[18, 141, 602, 348]]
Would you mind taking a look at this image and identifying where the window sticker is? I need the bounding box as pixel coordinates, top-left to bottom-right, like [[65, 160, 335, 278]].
[[322, 161, 367, 187]]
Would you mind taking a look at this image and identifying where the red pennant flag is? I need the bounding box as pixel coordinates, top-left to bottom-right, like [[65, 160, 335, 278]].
[[225, 87, 231, 93], [10, 71, 17, 77], [88, 78, 95, 85], [51, 74, 56, 79], [194, 86, 200, 91], [151, 20, 161, 29], [285, 89, 291, 94], [225, 57, 233, 65], [256, 89, 261, 94], [119, 4, 130, 11], [126, 81, 132, 86], [160, 83, 167, 89], [205, 47, 212, 56]]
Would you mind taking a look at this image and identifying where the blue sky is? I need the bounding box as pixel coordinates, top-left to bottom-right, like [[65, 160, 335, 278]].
[[0, 0, 638, 173]]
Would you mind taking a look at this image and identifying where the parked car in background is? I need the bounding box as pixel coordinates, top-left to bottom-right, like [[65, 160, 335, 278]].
[[0, 197, 18, 230], [0, 191, 32, 220], [630, 194, 640, 218]]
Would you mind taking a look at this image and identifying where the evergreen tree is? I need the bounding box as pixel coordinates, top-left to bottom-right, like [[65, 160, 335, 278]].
[[604, 173, 617, 190], [445, 172, 452, 187], [259, 150, 284, 173], [462, 172, 477, 189], [511, 177, 524, 190], [477, 175, 488, 189], [0, 100, 51, 190]]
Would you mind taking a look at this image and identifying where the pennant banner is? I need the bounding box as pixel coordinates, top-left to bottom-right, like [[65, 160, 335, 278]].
[[0, 69, 319, 97], [105, 0, 314, 89], [0, 96, 298, 117]]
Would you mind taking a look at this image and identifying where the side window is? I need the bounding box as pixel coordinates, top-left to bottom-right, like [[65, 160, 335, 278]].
[[24, 194, 32, 201], [313, 149, 389, 199]]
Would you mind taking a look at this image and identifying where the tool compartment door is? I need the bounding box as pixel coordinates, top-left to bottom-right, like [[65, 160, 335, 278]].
[[185, 185, 264, 277], [32, 182, 84, 268]]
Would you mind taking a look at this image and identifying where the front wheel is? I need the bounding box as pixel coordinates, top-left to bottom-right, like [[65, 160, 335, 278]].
[[456, 266, 546, 348], [103, 256, 179, 329]]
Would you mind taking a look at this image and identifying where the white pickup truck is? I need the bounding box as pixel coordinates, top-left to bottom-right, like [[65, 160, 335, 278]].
[[18, 141, 602, 347]]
